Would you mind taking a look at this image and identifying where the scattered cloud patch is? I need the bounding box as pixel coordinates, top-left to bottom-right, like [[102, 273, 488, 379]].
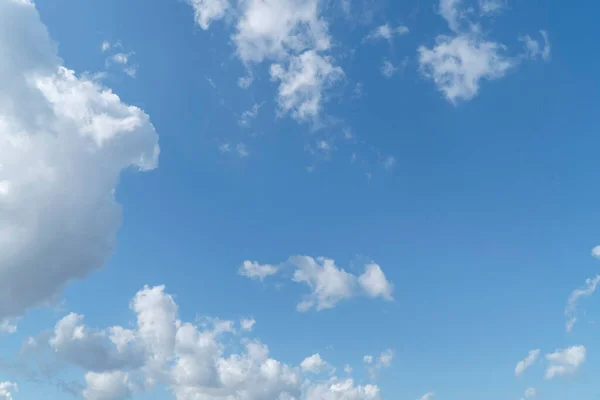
[[238, 260, 279, 280], [364, 349, 394, 379], [592, 245, 600, 259], [520, 30, 551, 61], [381, 60, 398, 78], [419, 392, 435, 400], [521, 387, 537, 400], [515, 349, 540, 377], [0, 382, 17, 400], [187, 0, 230, 30], [545, 345, 586, 379], [240, 318, 256, 331], [565, 274, 600, 332], [478, 0, 505, 15], [364, 23, 409, 42], [239, 102, 263, 127]]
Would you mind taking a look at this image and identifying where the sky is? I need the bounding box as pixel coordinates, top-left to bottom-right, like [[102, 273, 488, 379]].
[[1, 0, 600, 399]]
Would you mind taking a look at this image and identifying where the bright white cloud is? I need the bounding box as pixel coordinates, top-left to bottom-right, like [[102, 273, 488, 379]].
[[187, 0, 230, 30], [419, 0, 545, 103], [521, 387, 537, 400], [187, 0, 342, 122], [0, 382, 17, 400], [83, 371, 132, 400], [0, 0, 159, 321], [240, 318, 256, 331], [545, 345, 586, 379], [592, 245, 600, 259], [238, 260, 279, 280], [364, 24, 409, 42], [289, 256, 394, 311], [29, 285, 382, 400], [515, 349, 540, 377], [418, 34, 513, 103], [419, 392, 435, 400], [565, 274, 600, 332], [301, 353, 327, 374], [233, 0, 330, 64], [520, 30, 551, 61], [358, 264, 394, 300], [101, 40, 112, 52], [380, 60, 398, 78], [270, 51, 343, 122]]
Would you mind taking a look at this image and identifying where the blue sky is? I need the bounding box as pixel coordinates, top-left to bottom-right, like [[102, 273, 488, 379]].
[[1, 0, 600, 399]]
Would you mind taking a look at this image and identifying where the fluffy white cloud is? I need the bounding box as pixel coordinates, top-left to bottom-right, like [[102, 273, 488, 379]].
[[270, 51, 343, 121], [240, 318, 256, 331], [419, 392, 434, 400], [187, 0, 342, 121], [83, 371, 132, 400], [564, 275, 600, 332], [301, 353, 327, 374], [0, 0, 159, 321], [289, 256, 394, 311], [521, 387, 537, 400], [0, 382, 17, 400], [592, 245, 600, 259], [187, 0, 230, 30], [418, 0, 536, 103], [29, 285, 382, 400], [514, 349, 540, 377], [238, 260, 279, 280], [545, 345, 586, 379], [520, 30, 550, 61], [233, 0, 330, 64], [48, 313, 145, 372], [380, 60, 398, 78], [418, 34, 513, 103], [364, 24, 409, 42]]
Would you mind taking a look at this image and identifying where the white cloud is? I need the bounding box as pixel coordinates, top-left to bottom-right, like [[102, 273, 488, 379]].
[[101, 40, 112, 52], [301, 353, 327, 374], [515, 349, 540, 377], [240, 318, 256, 331], [358, 264, 394, 300], [290, 256, 394, 312], [545, 345, 586, 379], [520, 30, 551, 61], [0, 319, 17, 334], [29, 285, 382, 400], [381, 60, 398, 78], [0, 0, 159, 321], [270, 51, 343, 122], [110, 53, 131, 64], [233, 0, 330, 64], [187, 0, 230, 30], [419, 0, 520, 103], [418, 34, 513, 103], [344, 364, 353, 374], [364, 349, 393, 379], [419, 392, 435, 400], [564, 274, 600, 332], [83, 371, 132, 400], [236, 143, 250, 157], [363, 355, 373, 365], [238, 260, 279, 280], [188, 0, 342, 122], [364, 24, 409, 42], [0, 382, 17, 400], [521, 387, 537, 400], [478, 0, 505, 15], [592, 245, 600, 259], [239, 102, 262, 127], [377, 349, 393, 368]]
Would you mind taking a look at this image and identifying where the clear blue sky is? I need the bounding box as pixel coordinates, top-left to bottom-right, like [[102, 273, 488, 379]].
[[1, 0, 600, 399]]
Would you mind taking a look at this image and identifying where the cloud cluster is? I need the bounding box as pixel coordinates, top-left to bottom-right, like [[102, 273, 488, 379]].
[[240, 256, 393, 311], [0, 0, 159, 322], [364, 24, 409, 42], [0, 382, 17, 400], [545, 345, 586, 380], [564, 274, 600, 332], [187, 0, 343, 122], [418, 0, 549, 103], [26, 285, 382, 400]]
